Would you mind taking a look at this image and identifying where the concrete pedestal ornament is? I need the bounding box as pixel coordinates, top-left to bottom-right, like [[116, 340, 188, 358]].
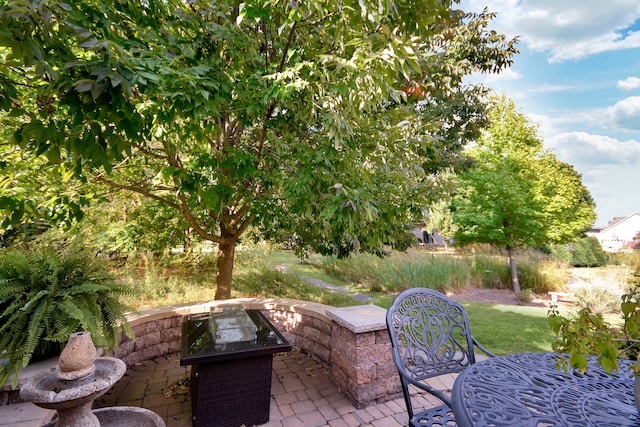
[[19, 332, 165, 427]]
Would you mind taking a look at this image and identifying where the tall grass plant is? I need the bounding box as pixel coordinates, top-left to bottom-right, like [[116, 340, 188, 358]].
[[116, 244, 361, 310], [318, 249, 474, 293], [318, 247, 566, 294], [115, 254, 218, 309], [610, 250, 640, 267], [566, 266, 632, 313]]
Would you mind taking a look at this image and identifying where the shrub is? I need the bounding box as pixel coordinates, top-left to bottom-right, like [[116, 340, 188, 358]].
[[569, 236, 608, 267], [548, 244, 572, 264], [567, 266, 633, 313], [0, 238, 134, 387], [572, 285, 621, 313], [549, 268, 640, 375], [549, 237, 608, 268]]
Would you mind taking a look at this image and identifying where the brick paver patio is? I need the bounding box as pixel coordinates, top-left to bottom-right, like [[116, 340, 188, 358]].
[[92, 349, 452, 427]]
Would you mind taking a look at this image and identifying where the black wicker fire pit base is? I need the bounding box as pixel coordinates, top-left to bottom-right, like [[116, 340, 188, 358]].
[[180, 308, 291, 427]]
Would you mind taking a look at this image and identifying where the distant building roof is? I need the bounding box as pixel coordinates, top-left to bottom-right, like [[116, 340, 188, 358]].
[[587, 212, 640, 252], [607, 216, 627, 227]]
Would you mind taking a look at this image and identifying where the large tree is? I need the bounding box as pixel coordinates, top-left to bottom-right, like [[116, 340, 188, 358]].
[[452, 96, 596, 293], [0, 1, 517, 299]]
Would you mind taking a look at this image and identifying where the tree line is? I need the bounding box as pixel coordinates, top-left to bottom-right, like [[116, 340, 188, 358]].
[[0, 1, 595, 297]]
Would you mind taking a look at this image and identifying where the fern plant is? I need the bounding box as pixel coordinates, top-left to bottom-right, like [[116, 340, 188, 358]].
[[0, 240, 135, 387]]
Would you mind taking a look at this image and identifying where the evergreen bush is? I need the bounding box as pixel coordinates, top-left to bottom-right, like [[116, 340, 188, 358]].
[[548, 244, 572, 264], [569, 236, 607, 267]]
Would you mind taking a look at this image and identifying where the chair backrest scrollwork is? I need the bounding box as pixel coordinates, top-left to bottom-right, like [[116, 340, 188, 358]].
[[387, 288, 477, 382]]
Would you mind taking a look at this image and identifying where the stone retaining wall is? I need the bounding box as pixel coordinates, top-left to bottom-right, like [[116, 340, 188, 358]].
[[2, 298, 402, 408]]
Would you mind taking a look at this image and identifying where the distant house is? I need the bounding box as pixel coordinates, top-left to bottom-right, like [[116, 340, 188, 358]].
[[410, 225, 447, 247], [587, 213, 640, 252]]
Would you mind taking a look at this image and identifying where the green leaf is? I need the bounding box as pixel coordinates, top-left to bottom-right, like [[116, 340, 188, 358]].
[[73, 80, 94, 93], [598, 356, 618, 374], [622, 301, 636, 316], [627, 321, 638, 336], [79, 38, 98, 48], [201, 187, 221, 212], [571, 353, 588, 374], [110, 74, 123, 88]]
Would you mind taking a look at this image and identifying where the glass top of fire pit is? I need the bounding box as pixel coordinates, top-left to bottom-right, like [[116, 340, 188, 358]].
[[180, 307, 291, 364]]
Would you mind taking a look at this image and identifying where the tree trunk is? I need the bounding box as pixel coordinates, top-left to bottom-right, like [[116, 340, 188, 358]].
[[215, 240, 236, 300], [507, 245, 521, 294], [184, 228, 192, 254]]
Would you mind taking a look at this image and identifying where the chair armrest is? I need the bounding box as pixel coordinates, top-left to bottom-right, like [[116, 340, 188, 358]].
[[473, 339, 496, 358]]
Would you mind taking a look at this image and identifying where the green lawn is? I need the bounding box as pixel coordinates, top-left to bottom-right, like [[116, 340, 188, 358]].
[[262, 249, 557, 355], [125, 248, 559, 355], [373, 297, 555, 355], [462, 302, 555, 355]]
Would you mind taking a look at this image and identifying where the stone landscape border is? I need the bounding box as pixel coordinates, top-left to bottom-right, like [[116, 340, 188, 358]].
[[2, 298, 401, 408], [113, 298, 401, 408]]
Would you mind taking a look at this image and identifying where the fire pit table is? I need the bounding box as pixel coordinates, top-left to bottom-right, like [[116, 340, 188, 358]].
[[180, 307, 291, 427]]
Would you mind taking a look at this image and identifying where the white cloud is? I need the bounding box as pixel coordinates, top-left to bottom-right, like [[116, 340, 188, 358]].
[[466, 68, 522, 92], [526, 82, 601, 94], [605, 96, 640, 131], [553, 132, 640, 225], [543, 31, 640, 62], [537, 97, 640, 133], [532, 122, 640, 225], [583, 163, 640, 224], [463, 0, 640, 62], [546, 131, 640, 166], [526, 113, 557, 138], [479, 67, 522, 83], [618, 77, 640, 91]]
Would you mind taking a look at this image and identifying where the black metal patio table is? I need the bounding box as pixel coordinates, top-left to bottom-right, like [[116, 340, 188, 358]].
[[180, 308, 291, 427], [451, 352, 639, 427]]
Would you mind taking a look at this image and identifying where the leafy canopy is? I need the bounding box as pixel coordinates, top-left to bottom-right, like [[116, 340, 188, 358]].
[[452, 96, 595, 293], [453, 96, 596, 249], [1, 1, 518, 297]]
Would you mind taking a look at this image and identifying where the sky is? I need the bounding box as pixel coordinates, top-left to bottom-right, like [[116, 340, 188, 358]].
[[460, 0, 640, 227]]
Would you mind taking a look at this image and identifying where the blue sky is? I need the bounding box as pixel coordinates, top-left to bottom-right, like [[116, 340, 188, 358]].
[[461, 0, 640, 226]]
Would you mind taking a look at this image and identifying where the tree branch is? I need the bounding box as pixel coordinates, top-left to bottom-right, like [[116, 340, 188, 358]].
[[278, 21, 298, 73], [126, 141, 168, 160], [176, 191, 223, 244], [92, 175, 180, 210], [162, 139, 183, 169], [94, 174, 224, 245], [236, 213, 255, 237], [223, 116, 243, 145]]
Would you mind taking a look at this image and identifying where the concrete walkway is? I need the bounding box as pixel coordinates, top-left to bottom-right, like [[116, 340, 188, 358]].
[[299, 276, 376, 303], [2, 349, 454, 427], [273, 262, 375, 303]]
